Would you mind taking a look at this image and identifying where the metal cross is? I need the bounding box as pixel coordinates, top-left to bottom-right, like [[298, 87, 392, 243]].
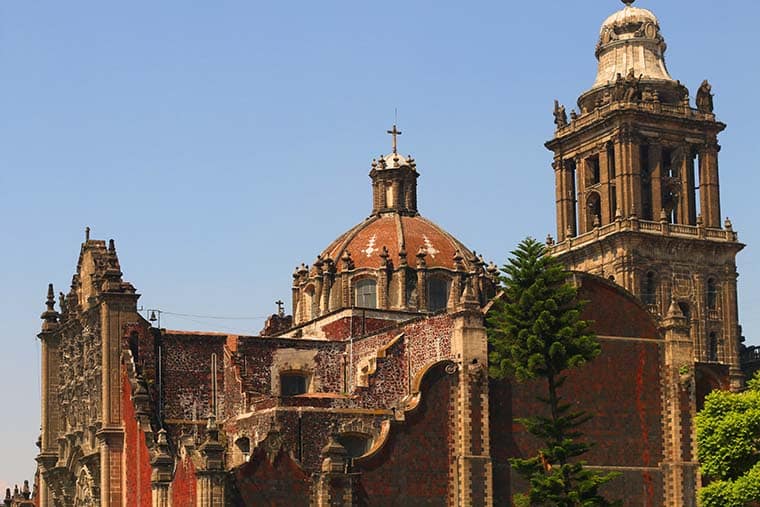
[[387, 124, 402, 154], [275, 299, 285, 317]]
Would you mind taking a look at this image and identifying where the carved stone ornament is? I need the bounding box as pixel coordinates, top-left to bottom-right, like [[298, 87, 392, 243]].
[[74, 467, 96, 507]]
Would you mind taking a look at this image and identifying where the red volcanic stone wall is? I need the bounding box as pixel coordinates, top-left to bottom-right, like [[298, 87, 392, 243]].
[[234, 448, 311, 506], [234, 338, 346, 398], [491, 338, 664, 507], [162, 333, 227, 421], [354, 362, 454, 506], [171, 455, 197, 506], [351, 313, 453, 407], [321, 316, 398, 341], [121, 369, 152, 507]]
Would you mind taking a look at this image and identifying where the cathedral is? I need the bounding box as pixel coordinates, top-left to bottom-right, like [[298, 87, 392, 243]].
[[34, 1, 747, 506]]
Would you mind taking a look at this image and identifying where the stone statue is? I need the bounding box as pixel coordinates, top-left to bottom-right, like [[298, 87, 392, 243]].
[[553, 100, 568, 128], [623, 68, 641, 102], [696, 80, 714, 113]]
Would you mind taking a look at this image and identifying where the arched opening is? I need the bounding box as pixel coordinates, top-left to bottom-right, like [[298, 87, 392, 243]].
[[662, 186, 679, 224], [128, 331, 139, 365], [640, 144, 653, 220], [280, 372, 308, 396], [337, 433, 371, 459], [585, 155, 601, 186], [427, 277, 450, 312], [235, 436, 251, 462], [707, 332, 719, 362], [586, 191, 602, 230], [678, 302, 691, 322], [355, 279, 377, 308], [643, 271, 657, 306], [707, 278, 718, 310]]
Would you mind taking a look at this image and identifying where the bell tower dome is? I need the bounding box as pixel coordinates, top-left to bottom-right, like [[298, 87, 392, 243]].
[[545, 0, 744, 387]]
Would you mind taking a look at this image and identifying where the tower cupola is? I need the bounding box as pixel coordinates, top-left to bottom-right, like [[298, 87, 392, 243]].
[[369, 125, 419, 216]]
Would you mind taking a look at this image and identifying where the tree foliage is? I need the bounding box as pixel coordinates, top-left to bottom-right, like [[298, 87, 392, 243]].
[[697, 371, 760, 507], [487, 238, 619, 506]]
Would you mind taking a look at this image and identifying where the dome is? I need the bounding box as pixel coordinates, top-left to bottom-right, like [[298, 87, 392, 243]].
[[600, 5, 659, 35], [318, 214, 476, 274], [592, 1, 673, 89]]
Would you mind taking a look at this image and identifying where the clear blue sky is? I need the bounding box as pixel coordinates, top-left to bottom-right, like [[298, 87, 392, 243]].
[[1, 0, 758, 486]]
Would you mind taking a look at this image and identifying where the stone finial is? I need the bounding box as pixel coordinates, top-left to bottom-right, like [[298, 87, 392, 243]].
[[696, 214, 704, 227], [320, 435, 348, 473], [660, 208, 668, 222], [458, 278, 480, 311], [565, 226, 574, 240], [486, 261, 499, 277], [453, 250, 465, 271], [41, 283, 60, 331], [416, 247, 427, 268], [545, 234, 554, 246], [398, 247, 408, 267], [85, 226, 90, 242], [666, 298, 684, 319], [380, 246, 390, 267], [22, 481, 30, 500], [724, 217, 733, 230], [341, 250, 354, 270], [593, 215, 601, 228], [615, 208, 623, 221], [4, 488, 10, 503], [108, 239, 116, 253]]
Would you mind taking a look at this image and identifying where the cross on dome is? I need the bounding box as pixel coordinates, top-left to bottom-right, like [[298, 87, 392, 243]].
[[386, 124, 402, 154]]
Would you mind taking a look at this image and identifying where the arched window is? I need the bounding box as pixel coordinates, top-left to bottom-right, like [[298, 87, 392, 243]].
[[586, 192, 601, 230], [280, 372, 308, 396], [643, 272, 657, 306], [706, 278, 718, 310], [355, 279, 377, 308], [427, 277, 450, 312], [707, 332, 718, 362]]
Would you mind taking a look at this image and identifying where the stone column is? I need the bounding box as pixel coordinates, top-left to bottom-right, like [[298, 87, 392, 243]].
[[660, 300, 698, 507], [649, 142, 663, 218], [698, 142, 721, 228], [617, 129, 642, 219], [599, 146, 611, 225], [197, 416, 226, 507], [678, 146, 697, 225], [722, 268, 743, 389], [151, 429, 173, 507], [449, 286, 493, 507], [313, 437, 357, 506], [554, 159, 576, 239], [575, 156, 588, 234]]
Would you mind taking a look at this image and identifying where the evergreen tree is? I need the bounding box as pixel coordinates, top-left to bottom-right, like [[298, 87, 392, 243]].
[[696, 371, 760, 507], [487, 238, 619, 506]]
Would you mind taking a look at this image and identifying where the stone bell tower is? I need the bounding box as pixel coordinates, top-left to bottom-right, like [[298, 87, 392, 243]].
[[545, 0, 744, 388]]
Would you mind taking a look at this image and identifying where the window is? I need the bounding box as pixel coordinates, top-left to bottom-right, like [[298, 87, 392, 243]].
[[707, 278, 718, 310], [280, 373, 308, 396], [427, 277, 450, 312], [607, 144, 616, 180], [355, 279, 377, 308], [337, 433, 371, 459], [707, 332, 718, 362]]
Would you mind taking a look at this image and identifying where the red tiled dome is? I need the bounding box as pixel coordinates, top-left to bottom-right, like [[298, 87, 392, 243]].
[[318, 214, 475, 272]]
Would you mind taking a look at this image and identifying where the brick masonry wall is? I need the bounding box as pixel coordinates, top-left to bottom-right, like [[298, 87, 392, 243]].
[[171, 455, 197, 506], [121, 368, 152, 507], [233, 448, 311, 506], [490, 338, 665, 507], [354, 362, 455, 506]]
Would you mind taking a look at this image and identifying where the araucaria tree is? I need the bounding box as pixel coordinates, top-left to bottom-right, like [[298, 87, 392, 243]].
[[696, 371, 760, 507], [487, 238, 619, 506]]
